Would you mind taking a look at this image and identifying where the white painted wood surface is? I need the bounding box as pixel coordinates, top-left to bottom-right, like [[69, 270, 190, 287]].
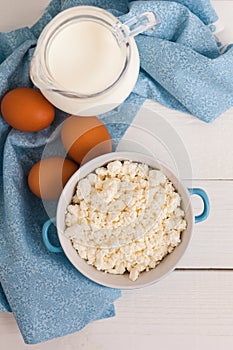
[[0, 0, 50, 32], [1, 1, 233, 349], [2, 271, 233, 349], [124, 100, 233, 180]]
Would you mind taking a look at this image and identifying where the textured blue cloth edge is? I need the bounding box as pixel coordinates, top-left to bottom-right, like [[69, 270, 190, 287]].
[[1, 0, 233, 345]]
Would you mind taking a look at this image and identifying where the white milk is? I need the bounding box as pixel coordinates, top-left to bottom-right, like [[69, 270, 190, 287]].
[[47, 21, 125, 95], [31, 6, 141, 115]]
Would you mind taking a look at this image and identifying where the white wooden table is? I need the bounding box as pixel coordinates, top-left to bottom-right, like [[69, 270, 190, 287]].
[[1, 1, 233, 349]]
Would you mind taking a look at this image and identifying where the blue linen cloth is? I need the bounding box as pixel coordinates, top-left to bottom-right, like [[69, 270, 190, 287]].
[[0, 0, 232, 344]]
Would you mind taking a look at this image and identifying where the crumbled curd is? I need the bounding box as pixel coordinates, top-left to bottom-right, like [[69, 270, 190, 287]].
[[64, 160, 186, 281]]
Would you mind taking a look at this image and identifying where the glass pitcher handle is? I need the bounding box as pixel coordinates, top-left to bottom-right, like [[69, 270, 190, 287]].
[[120, 11, 161, 38]]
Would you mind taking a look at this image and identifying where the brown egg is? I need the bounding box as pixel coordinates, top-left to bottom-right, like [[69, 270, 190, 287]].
[[1, 87, 55, 132], [28, 157, 78, 200], [61, 116, 112, 164]]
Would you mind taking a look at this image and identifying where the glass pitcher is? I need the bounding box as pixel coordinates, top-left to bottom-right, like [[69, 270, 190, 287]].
[[30, 6, 161, 116]]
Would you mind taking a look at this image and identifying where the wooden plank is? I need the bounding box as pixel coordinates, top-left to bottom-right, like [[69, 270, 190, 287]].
[[177, 180, 233, 268], [82, 270, 233, 341], [118, 100, 233, 180], [0, 0, 50, 31], [113, 270, 233, 337], [2, 271, 233, 348], [213, 1, 233, 45]]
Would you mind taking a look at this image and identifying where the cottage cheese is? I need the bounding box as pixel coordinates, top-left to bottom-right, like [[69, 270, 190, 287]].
[[64, 160, 186, 281]]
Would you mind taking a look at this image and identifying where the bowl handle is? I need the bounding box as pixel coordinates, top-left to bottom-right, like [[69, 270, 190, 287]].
[[42, 218, 63, 253], [188, 188, 210, 223]]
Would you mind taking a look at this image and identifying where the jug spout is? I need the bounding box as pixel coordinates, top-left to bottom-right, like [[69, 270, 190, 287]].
[[119, 11, 161, 38]]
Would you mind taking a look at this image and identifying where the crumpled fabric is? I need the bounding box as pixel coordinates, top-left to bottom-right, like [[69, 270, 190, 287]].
[[0, 0, 230, 344]]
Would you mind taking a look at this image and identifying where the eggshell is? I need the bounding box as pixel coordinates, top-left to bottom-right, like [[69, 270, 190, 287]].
[[1, 87, 55, 132], [61, 116, 112, 164], [28, 157, 78, 200]]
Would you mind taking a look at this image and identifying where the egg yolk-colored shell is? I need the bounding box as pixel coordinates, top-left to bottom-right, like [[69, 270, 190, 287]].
[[28, 157, 78, 200], [1, 87, 55, 132], [61, 116, 112, 164]]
